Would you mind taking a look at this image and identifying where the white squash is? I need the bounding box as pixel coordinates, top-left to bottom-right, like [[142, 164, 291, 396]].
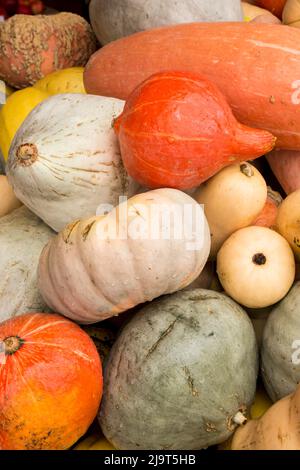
[[7, 94, 137, 232], [38, 189, 211, 323], [217, 226, 295, 308], [194, 162, 267, 258], [89, 0, 243, 45], [0, 206, 54, 322]]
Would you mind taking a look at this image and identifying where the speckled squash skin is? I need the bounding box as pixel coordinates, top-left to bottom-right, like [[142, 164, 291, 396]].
[[261, 282, 300, 402], [0, 312, 102, 450], [38, 189, 211, 324], [7, 94, 135, 232], [89, 0, 243, 45], [0, 206, 54, 322], [99, 289, 258, 450], [0, 13, 97, 89]]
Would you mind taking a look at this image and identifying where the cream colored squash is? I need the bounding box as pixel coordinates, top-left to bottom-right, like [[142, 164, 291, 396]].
[[38, 189, 211, 323], [194, 162, 267, 258], [0, 206, 54, 322], [217, 226, 295, 308], [7, 93, 137, 232], [232, 383, 300, 450], [0, 175, 22, 217], [276, 189, 300, 261]]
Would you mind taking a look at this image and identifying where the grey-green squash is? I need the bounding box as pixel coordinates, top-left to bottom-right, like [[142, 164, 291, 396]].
[[99, 289, 258, 450], [0, 206, 54, 321], [89, 0, 243, 46], [261, 282, 300, 402]]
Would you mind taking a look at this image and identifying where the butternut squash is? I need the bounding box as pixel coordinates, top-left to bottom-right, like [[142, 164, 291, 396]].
[[0, 13, 97, 89], [217, 226, 295, 308], [194, 162, 267, 258], [232, 383, 300, 450]]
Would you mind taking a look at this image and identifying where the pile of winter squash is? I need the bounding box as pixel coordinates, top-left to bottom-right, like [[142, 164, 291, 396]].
[[1, 0, 300, 451]]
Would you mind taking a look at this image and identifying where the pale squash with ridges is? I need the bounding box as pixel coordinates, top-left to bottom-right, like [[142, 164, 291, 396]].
[[38, 189, 211, 324], [7, 94, 136, 232]]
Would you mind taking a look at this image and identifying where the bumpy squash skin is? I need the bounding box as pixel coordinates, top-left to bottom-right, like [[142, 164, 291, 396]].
[[232, 383, 300, 450], [7, 94, 134, 232], [84, 22, 300, 150], [0, 313, 102, 450], [261, 282, 300, 402], [38, 189, 211, 324], [89, 0, 243, 45], [0, 13, 97, 89], [0, 207, 54, 322], [99, 289, 258, 450]]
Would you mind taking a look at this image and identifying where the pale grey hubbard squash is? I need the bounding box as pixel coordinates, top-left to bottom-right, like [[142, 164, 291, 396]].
[[7, 94, 137, 232], [261, 282, 300, 402], [89, 0, 243, 45], [38, 189, 211, 324], [99, 289, 258, 450], [0, 206, 54, 321]]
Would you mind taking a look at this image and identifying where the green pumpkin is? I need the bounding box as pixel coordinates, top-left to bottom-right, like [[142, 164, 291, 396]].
[[262, 282, 300, 402], [99, 289, 258, 450]]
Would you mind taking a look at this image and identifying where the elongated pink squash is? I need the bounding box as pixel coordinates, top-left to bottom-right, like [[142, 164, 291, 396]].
[[267, 149, 300, 194], [85, 22, 300, 150]]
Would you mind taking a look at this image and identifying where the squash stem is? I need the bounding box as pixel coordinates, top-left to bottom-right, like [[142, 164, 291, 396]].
[[4, 336, 24, 355], [233, 411, 247, 426]]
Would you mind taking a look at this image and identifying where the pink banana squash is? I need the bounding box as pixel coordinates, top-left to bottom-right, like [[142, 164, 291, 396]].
[[85, 22, 300, 150]]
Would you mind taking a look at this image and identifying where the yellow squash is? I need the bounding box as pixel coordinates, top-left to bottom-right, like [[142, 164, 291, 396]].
[[74, 433, 115, 450], [0, 67, 85, 161]]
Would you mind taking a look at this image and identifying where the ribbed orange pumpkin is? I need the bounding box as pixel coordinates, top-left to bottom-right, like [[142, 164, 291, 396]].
[[0, 313, 102, 450], [114, 71, 275, 189]]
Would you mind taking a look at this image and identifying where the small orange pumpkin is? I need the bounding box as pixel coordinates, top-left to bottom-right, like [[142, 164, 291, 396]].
[[114, 71, 275, 190], [0, 312, 103, 450]]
